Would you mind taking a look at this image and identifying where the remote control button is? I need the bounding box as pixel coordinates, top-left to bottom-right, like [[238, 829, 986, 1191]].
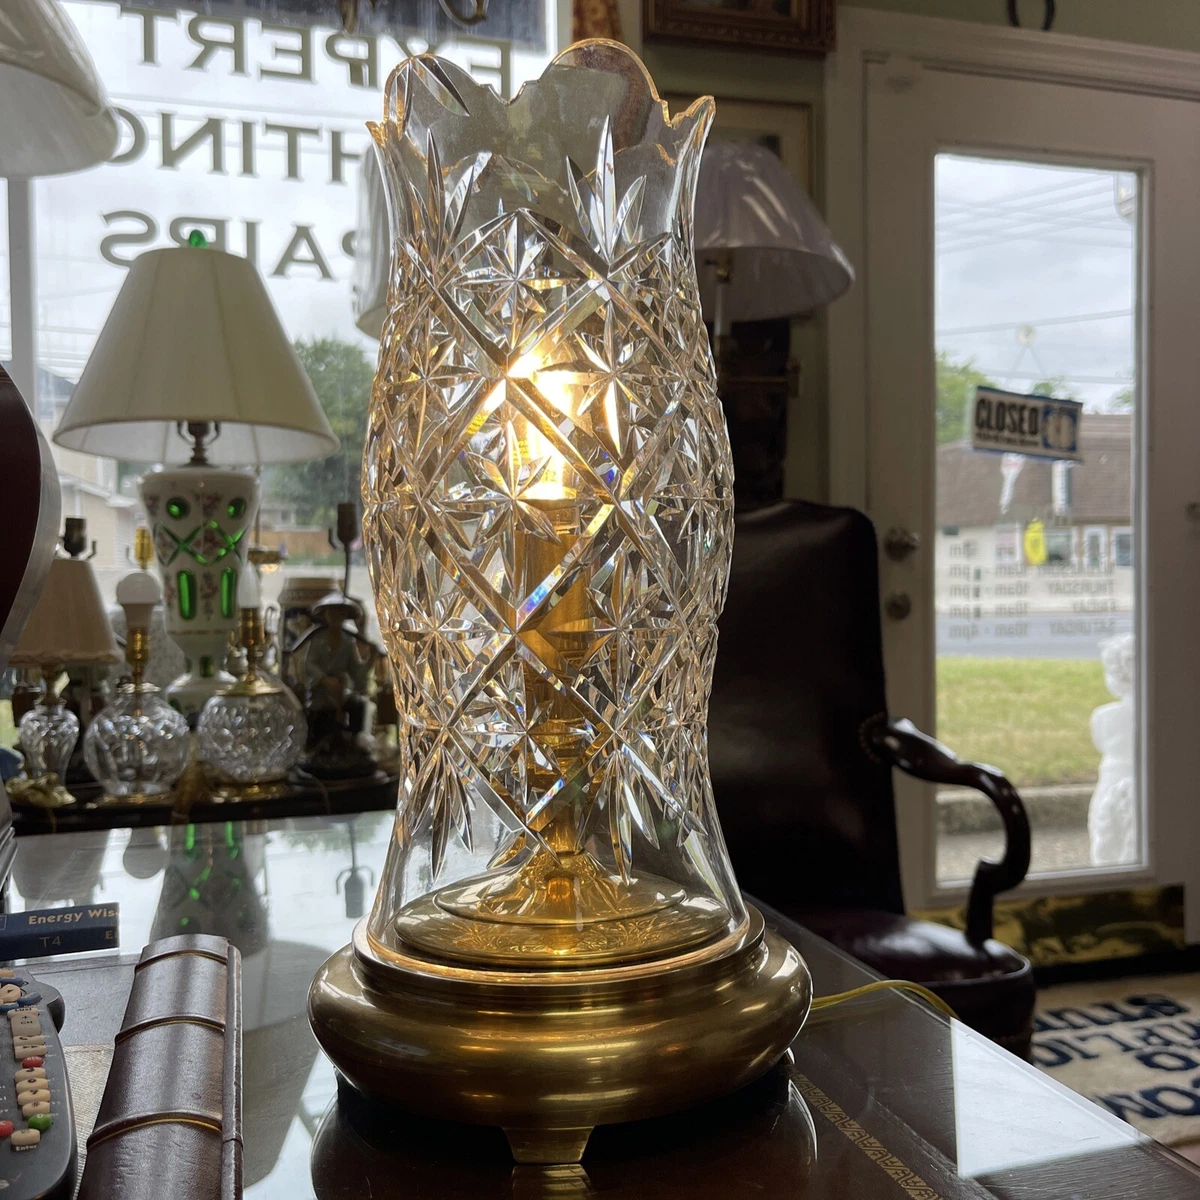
[[8, 1012, 40, 1038], [10, 1129, 38, 1148], [16, 1091, 48, 1108], [19, 1058, 43, 1069], [0, 1122, 12, 1138], [20, 1101, 49, 1118], [14, 1070, 46, 1085], [13, 1036, 45, 1050], [26, 1115, 51, 1133], [0, 988, 20, 1005]]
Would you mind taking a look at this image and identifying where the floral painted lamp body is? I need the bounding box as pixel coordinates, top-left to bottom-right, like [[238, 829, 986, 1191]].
[[310, 41, 810, 1164], [140, 467, 257, 714]]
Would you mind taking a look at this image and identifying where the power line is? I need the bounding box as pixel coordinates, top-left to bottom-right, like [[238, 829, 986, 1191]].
[[937, 309, 1132, 336], [965, 366, 1129, 385]]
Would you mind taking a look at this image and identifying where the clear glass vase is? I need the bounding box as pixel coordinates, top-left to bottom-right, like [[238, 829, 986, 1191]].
[[84, 684, 190, 799], [363, 42, 741, 969]]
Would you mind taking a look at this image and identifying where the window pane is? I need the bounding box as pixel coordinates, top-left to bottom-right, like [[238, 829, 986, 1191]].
[[34, 0, 559, 611], [934, 155, 1140, 882]]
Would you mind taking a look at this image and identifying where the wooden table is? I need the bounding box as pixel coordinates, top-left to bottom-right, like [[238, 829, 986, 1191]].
[[17, 815, 1200, 1199]]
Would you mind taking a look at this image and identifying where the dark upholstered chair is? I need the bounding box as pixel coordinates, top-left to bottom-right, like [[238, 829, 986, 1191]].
[[711, 500, 1036, 1059]]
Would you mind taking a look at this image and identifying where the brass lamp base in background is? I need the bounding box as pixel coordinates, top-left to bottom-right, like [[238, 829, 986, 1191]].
[[308, 906, 811, 1164]]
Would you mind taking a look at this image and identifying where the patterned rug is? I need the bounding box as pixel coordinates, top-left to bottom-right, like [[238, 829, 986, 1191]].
[[1033, 973, 1200, 1149]]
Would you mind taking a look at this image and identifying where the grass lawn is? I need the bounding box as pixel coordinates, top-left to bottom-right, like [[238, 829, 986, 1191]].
[[936, 657, 1110, 788]]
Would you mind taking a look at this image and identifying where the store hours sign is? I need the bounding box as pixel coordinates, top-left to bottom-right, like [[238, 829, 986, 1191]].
[[34, 3, 549, 380], [971, 386, 1084, 462]]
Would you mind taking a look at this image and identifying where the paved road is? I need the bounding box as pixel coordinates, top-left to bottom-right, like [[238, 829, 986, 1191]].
[[936, 611, 1133, 658]]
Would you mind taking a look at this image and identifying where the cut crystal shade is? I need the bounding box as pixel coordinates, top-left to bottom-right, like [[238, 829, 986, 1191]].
[[363, 41, 743, 969]]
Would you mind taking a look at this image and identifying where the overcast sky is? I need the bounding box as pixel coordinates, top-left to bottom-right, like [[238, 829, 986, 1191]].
[[935, 154, 1136, 412]]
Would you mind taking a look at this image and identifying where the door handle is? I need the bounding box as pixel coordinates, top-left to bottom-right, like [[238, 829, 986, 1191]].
[[883, 526, 921, 561], [885, 592, 912, 621]]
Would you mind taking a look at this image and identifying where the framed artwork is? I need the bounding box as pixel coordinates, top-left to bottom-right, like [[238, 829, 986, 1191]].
[[662, 95, 812, 189], [644, 0, 835, 56]]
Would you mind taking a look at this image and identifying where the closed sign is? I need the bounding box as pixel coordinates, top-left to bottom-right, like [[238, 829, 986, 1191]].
[[972, 386, 1083, 461]]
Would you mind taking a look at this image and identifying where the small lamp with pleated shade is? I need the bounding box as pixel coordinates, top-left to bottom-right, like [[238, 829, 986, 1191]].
[[8, 552, 121, 807]]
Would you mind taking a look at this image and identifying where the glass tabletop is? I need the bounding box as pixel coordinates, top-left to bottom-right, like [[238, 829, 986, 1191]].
[[10, 815, 1200, 1199]]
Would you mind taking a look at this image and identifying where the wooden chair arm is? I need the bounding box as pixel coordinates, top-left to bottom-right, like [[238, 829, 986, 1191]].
[[865, 716, 1031, 945]]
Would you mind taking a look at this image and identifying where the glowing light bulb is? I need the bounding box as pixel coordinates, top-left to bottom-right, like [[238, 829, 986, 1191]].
[[509, 351, 575, 501]]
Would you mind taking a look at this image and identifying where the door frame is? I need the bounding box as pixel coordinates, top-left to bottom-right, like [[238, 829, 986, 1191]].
[[825, 9, 1200, 917], [827, 7, 1200, 509]]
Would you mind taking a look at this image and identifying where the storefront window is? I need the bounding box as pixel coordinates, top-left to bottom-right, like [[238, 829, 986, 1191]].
[[15, 0, 561, 619]]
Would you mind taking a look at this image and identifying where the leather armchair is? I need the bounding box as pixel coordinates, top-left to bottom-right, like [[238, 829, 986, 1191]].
[[710, 500, 1036, 1058]]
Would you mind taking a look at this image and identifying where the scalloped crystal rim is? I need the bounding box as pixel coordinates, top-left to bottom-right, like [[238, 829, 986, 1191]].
[[370, 37, 714, 152]]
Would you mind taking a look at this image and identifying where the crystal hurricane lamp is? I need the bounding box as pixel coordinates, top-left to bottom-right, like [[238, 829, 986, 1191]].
[[84, 569, 191, 804], [309, 42, 811, 1164], [196, 566, 306, 798]]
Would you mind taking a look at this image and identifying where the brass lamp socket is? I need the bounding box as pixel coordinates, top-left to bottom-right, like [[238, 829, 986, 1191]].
[[133, 527, 154, 571], [37, 663, 65, 708], [125, 627, 150, 690], [224, 607, 281, 697]]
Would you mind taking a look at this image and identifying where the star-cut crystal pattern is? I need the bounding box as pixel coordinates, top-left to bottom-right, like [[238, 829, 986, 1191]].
[[363, 44, 744, 966]]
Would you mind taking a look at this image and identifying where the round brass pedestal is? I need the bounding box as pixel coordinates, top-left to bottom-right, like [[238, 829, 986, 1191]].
[[308, 906, 811, 1164]]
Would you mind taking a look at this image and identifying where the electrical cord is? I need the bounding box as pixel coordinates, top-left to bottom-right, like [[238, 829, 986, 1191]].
[[811, 979, 957, 1021]]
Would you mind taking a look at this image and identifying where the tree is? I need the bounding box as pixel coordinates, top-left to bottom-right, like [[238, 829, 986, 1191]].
[[1028, 376, 1082, 402], [267, 336, 374, 530], [936, 352, 996, 444]]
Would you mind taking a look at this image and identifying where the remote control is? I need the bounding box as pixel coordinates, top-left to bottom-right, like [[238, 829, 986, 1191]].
[[0, 968, 75, 1199]]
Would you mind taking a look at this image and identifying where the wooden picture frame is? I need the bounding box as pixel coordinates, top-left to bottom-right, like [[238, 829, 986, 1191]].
[[644, 0, 835, 56], [662, 95, 812, 190]]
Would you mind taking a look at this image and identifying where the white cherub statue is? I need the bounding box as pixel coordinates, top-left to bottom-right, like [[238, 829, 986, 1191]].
[[1088, 633, 1136, 866]]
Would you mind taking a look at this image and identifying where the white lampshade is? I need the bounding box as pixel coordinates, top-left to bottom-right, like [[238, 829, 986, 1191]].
[[53, 246, 338, 464], [0, 0, 119, 178], [352, 146, 389, 340], [696, 141, 854, 322]]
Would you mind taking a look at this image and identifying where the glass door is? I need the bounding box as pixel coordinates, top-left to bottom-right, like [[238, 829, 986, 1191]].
[[862, 63, 1200, 927], [933, 155, 1139, 884]]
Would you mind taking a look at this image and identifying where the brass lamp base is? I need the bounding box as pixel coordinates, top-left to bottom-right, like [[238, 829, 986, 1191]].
[[308, 905, 810, 1165]]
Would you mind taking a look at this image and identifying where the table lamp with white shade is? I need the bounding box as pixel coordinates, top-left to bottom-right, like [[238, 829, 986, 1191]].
[[0, 0, 118, 179], [53, 241, 339, 718], [695, 140, 854, 504], [695, 140, 854, 336], [2, 0, 119, 417]]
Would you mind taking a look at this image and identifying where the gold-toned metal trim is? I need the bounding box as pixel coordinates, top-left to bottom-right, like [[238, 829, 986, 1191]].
[[310, 905, 810, 1164]]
